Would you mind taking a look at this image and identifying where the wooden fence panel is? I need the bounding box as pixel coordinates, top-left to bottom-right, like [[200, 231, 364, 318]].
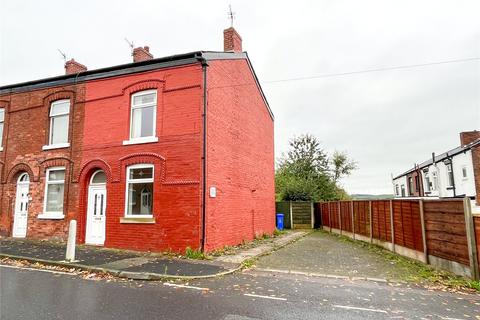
[[391, 200, 423, 252], [340, 201, 352, 232], [291, 202, 312, 229], [354, 201, 369, 237], [371, 200, 392, 242], [424, 200, 470, 266], [330, 202, 340, 229], [473, 215, 480, 270], [321, 203, 330, 227]]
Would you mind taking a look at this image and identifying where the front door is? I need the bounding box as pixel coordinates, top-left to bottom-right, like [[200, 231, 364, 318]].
[[85, 186, 106, 245], [12, 176, 30, 238]]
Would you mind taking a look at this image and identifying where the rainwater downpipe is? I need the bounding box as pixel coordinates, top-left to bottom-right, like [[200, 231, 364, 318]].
[[199, 56, 209, 252]]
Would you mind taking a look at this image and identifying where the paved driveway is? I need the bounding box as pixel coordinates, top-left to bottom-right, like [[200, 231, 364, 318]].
[[256, 231, 423, 281]]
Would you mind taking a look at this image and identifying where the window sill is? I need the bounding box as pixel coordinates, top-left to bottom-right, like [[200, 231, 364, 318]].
[[38, 213, 65, 220], [0, 146, 3, 152], [120, 217, 155, 224], [122, 137, 158, 146], [42, 143, 70, 151]]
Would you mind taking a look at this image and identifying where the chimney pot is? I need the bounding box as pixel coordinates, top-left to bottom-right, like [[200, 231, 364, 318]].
[[132, 45, 154, 63], [223, 27, 242, 52], [65, 58, 87, 75]]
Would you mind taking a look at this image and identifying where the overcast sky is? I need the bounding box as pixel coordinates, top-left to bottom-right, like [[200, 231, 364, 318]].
[[1, 0, 479, 194]]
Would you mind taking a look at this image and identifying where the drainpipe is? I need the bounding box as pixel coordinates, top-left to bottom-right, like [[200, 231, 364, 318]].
[[198, 55, 209, 252]]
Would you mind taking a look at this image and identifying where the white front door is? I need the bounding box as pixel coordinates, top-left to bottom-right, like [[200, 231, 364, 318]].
[[13, 182, 29, 238], [85, 186, 106, 245]]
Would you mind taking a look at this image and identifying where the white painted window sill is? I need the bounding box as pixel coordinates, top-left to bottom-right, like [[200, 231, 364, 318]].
[[42, 143, 70, 151], [0, 146, 3, 152], [120, 216, 155, 224], [38, 213, 65, 220], [122, 137, 158, 146]]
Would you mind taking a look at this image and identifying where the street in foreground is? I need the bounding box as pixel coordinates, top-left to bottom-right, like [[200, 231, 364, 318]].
[[1, 264, 479, 320]]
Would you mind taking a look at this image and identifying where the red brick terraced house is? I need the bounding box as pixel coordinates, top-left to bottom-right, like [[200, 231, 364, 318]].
[[0, 27, 275, 252]]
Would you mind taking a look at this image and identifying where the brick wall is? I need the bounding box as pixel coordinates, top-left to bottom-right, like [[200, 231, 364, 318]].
[[0, 84, 85, 239], [204, 59, 275, 251], [78, 64, 204, 252]]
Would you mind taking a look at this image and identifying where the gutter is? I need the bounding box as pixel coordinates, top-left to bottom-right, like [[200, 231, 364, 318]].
[[198, 55, 209, 252]]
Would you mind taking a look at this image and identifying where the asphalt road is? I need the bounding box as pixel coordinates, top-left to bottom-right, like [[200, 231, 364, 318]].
[[1, 265, 479, 320]]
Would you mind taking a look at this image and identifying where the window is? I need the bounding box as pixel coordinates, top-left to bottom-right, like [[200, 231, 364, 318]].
[[40, 167, 66, 219], [0, 108, 4, 150], [395, 184, 399, 196], [462, 166, 468, 179], [424, 172, 431, 192], [401, 185, 405, 197], [432, 171, 438, 190], [44, 100, 70, 150], [124, 90, 157, 144], [408, 177, 414, 196], [125, 164, 154, 216], [91, 170, 107, 184], [447, 165, 454, 187]]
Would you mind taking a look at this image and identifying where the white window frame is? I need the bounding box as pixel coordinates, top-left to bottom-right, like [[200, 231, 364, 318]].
[[432, 171, 438, 190], [122, 90, 158, 145], [38, 166, 66, 219], [42, 100, 71, 150], [124, 164, 154, 218], [446, 164, 454, 187], [0, 108, 4, 151], [424, 172, 431, 192]]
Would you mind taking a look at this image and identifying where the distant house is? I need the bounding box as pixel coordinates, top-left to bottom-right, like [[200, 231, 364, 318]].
[[392, 131, 480, 206], [0, 27, 275, 252]]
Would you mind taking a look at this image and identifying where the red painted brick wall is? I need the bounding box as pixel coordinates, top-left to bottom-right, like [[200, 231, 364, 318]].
[[0, 84, 85, 239], [79, 64, 204, 252], [204, 59, 275, 251]]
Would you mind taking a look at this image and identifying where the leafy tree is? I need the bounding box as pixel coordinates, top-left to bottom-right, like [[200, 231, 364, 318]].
[[275, 134, 357, 202], [331, 151, 358, 183]]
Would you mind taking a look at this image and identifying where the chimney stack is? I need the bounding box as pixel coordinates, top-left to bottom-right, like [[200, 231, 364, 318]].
[[65, 59, 87, 75], [223, 27, 242, 52], [460, 130, 480, 146], [132, 46, 153, 63]]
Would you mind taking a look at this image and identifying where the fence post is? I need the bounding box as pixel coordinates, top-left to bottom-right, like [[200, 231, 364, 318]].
[[351, 200, 355, 240], [389, 199, 395, 253], [338, 201, 342, 235], [369, 201, 373, 243], [419, 199, 428, 264], [464, 197, 479, 280], [328, 202, 332, 233]]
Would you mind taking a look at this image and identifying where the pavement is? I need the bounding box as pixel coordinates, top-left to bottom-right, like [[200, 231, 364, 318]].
[[256, 230, 434, 281], [2, 264, 479, 319], [0, 231, 307, 280]]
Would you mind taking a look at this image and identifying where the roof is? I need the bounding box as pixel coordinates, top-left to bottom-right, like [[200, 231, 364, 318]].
[[0, 51, 273, 119], [393, 138, 480, 180]]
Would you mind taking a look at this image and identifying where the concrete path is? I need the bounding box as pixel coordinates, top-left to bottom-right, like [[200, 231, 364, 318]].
[[0, 231, 307, 280], [256, 231, 427, 281]]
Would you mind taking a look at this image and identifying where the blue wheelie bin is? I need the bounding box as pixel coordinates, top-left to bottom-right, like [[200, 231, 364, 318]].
[[276, 213, 284, 231]]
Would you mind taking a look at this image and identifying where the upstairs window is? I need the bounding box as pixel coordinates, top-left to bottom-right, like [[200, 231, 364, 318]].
[[424, 172, 431, 192], [432, 171, 438, 190], [446, 164, 454, 187], [48, 100, 70, 146], [0, 108, 4, 150], [130, 90, 157, 140], [395, 184, 399, 196], [408, 177, 414, 196]]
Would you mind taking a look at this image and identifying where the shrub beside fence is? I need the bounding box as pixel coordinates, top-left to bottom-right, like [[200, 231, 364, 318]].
[[319, 198, 480, 280]]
